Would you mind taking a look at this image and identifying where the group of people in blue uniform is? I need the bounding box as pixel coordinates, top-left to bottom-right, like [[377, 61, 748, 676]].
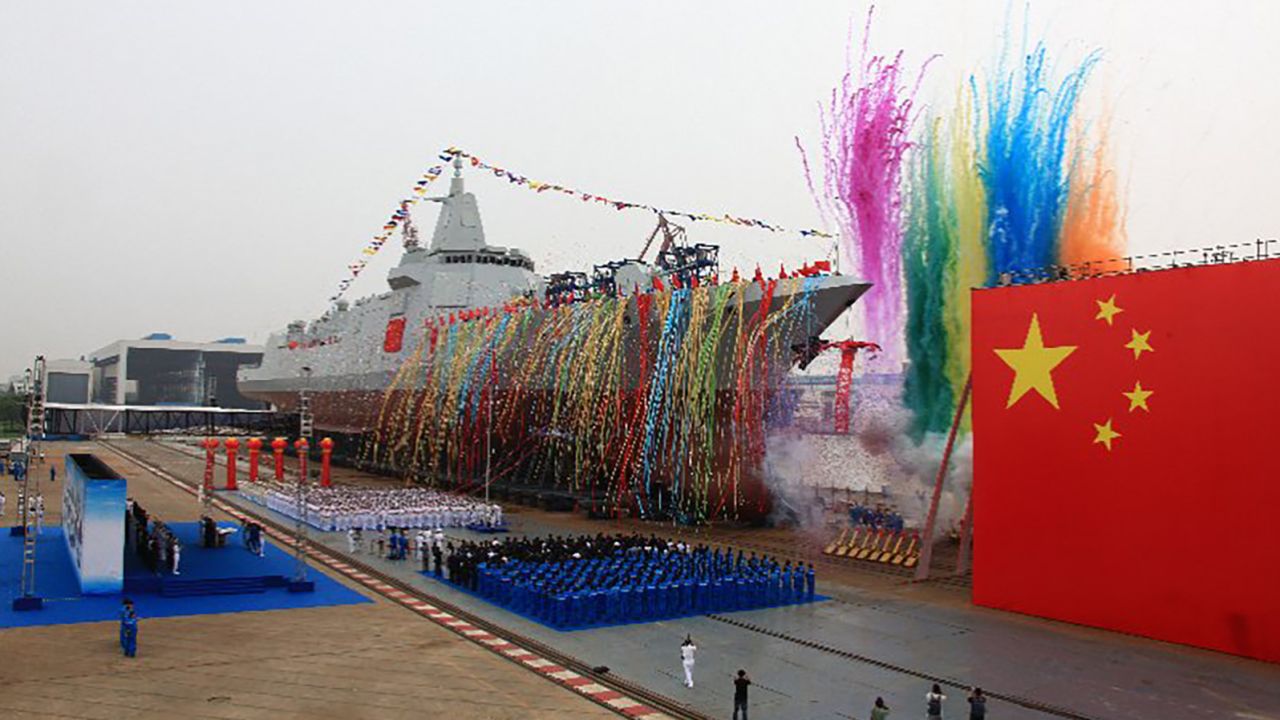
[[447, 532, 817, 629], [385, 528, 412, 560], [850, 503, 905, 532]]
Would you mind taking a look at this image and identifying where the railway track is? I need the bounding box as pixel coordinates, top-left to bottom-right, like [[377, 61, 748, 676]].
[[101, 439, 709, 720]]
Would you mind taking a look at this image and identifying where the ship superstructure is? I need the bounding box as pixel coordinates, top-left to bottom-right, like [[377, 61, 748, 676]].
[[239, 156, 870, 450]]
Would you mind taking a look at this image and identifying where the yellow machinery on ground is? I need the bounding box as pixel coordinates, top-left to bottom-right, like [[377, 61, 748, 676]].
[[823, 527, 921, 568]]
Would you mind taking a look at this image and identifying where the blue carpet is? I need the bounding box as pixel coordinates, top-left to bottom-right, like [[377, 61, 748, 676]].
[[418, 570, 828, 632], [0, 525, 370, 628], [123, 521, 283, 582]]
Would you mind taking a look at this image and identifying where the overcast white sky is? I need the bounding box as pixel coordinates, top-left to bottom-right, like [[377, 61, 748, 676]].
[[2, 1, 1277, 376]]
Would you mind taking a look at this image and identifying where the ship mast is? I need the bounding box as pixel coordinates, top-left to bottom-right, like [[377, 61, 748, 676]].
[[401, 211, 420, 250]]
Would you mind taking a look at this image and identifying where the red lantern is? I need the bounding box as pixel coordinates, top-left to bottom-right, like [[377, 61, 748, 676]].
[[247, 437, 263, 482], [294, 438, 310, 484], [271, 437, 287, 481], [201, 437, 218, 498], [224, 437, 240, 491], [319, 437, 334, 487]]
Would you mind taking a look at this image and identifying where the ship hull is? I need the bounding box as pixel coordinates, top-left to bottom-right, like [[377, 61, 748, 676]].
[[240, 275, 870, 520], [240, 275, 868, 411]]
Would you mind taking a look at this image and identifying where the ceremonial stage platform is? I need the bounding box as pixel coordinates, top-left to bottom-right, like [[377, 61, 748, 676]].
[[0, 523, 369, 629], [122, 521, 311, 596]]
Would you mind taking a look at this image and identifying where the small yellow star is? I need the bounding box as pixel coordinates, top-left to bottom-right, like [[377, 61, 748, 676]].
[[1125, 329, 1154, 359], [1093, 419, 1121, 451], [1123, 381, 1154, 412], [1095, 295, 1124, 325]]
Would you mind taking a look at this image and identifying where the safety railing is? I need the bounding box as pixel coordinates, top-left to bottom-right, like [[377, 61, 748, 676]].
[[996, 238, 1279, 286]]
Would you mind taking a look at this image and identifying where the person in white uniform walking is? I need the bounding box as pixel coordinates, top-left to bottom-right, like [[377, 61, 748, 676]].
[[680, 635, 697, 688]]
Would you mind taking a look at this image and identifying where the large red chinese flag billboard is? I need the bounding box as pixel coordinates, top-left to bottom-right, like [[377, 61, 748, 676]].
[[972, 259, 1280, 663]]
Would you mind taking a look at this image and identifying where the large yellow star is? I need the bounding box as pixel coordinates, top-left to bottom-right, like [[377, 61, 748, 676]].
[[1095, 295, 1124, 325], [1093, 419, 1121, 451], [1123, 381, 1154, 412], [1125, 329, 1154, 359], [993, 314, 1078, 409]]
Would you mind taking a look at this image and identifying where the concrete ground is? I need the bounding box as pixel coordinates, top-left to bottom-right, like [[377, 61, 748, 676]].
[[0, 441, 617, 720], [109, 437, 1280, 720]]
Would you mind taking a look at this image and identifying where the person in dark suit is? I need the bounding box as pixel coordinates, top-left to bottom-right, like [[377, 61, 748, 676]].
[[732, 669, 751, 719]]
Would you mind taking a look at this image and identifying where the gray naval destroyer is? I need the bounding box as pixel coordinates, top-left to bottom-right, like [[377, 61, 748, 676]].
[[238, 156, 871, 436]]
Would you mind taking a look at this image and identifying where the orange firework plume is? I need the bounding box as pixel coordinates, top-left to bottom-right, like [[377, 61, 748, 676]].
[[1060, 116, 1127, 272]]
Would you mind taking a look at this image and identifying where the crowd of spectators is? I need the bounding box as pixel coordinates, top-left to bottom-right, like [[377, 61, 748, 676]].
[[440, 532, 817, 629]]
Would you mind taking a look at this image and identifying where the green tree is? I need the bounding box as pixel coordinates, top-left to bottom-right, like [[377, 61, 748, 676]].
[[0, 391, 25, 434]]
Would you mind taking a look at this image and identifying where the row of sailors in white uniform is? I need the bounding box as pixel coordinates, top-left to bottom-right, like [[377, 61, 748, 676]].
[[315, 504, 502, 532], [260, 489, 502, 532]]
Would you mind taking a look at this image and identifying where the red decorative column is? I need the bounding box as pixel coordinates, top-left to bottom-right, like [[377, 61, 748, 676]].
[[294, 438, 309, 484], [201, 437, 218, 498], [247, 437, 262, 483], [271, 437, 287, 481], [319, 437, 334, 487], [224, 437, 240, 491]]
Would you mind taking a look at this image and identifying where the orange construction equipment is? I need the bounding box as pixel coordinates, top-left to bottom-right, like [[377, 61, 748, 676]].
[[867, 530, 893, 562], [855, 529, 883, 560], [824, 528, 849, 555], [837, 528, 864, 557], [901, 533, 921, 568], [879, 532, 905, 563]]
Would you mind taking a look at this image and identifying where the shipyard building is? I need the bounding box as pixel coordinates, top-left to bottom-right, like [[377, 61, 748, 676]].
[[45, 359, 92, 404], [6, 360, 91, 402], [88, 334, 265, 409]]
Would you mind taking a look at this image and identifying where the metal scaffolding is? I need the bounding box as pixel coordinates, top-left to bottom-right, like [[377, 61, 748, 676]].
[[16, 356, 46, 608], [292, 368, 313, 585]]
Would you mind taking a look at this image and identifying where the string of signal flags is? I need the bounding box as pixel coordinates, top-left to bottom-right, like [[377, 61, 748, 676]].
[[330, 147, 835, 302]]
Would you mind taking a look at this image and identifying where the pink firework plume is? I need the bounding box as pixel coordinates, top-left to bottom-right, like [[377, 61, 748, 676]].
[[809, 8, 932, 364]]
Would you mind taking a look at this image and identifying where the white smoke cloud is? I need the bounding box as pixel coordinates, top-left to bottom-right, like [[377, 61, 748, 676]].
[[762, 374, 973, 534]]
